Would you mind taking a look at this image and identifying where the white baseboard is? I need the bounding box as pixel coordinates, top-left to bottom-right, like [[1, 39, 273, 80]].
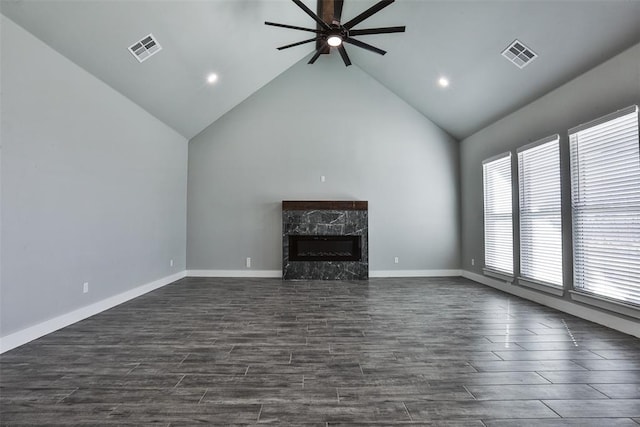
[[187, 270, 282, 278], [370, 269, 462, 278], [0, 270, 187, 354], [462, 270, 640, 339]]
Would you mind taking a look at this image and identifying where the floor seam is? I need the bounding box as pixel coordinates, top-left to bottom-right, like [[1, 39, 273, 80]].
[[56, 387, 79, 403], [540, 399, 564, 418], [178, 353, 190, 366], [198, 388, 208, 404], [402, 401, 413, 421], [173, 374, 186, 389], [256, 404, 263, 423]]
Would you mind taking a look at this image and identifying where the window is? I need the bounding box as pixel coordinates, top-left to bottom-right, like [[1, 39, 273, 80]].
[[570, 105, 640, 306], [483, 153, 513, 277], [518, 135, 563, 288]]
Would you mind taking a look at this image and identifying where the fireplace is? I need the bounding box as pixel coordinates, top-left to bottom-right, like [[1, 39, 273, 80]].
[[289, 235, 362, 262], [282, 200, 368, 280]]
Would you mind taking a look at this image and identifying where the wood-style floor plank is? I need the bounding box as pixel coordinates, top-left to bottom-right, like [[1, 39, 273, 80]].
[[1, 276, 639, 425]]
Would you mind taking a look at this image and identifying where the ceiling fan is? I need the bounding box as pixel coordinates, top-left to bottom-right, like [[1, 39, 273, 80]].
[[265, 0, 405, 67]]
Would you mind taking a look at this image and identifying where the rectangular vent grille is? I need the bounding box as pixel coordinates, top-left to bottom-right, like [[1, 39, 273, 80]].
[[128, 34, 161, 63], [502, 40, 537, 69]]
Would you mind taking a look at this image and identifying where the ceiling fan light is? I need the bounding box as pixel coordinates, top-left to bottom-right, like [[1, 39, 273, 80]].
[[327, 35, 342, 47]]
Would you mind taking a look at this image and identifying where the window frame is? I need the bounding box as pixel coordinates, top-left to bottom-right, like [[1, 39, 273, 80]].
[[569, 104, 640, 310], [482, 152, 514, 280], [516, 134, 564, 293]]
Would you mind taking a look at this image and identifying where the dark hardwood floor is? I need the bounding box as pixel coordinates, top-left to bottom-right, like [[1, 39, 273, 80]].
[[1, 277, 640, 425]]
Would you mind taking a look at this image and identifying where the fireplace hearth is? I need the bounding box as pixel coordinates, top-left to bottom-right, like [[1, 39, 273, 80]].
[[282, 200, 368, 280]]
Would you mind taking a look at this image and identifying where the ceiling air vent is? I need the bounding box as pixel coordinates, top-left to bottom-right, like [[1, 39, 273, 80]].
[[128, 34, 162, 63], [502, 40, 537, 69]]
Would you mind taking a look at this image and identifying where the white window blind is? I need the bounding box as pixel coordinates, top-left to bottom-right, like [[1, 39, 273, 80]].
[[518, 135, 563, 287], [570, 105, 640, 306], [483, 153, 513, 276]]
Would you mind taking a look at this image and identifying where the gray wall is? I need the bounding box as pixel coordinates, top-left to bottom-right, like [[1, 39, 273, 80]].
[[188, 53, 460, 273], [0, 16, 188, 336], [461, 42, 640, 277]]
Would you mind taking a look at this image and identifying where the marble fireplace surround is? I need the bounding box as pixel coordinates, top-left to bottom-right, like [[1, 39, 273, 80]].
[[282, 200, 368, 280]]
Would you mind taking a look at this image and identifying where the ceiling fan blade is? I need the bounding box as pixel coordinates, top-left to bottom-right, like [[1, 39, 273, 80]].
[[265, 21, 322, 33], [334, 0, 344, 22], [343, 0, 394, 30], [293, 0, 331, 30], [344, 37, 386, 55], [277, 37, 322, 50], [349, 26, 405, 36], [337, 44, 351, 66], [308, 48, 324, 64]]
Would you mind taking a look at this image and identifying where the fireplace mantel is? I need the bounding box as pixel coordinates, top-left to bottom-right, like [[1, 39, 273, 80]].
[[282, 200, 368, 211]]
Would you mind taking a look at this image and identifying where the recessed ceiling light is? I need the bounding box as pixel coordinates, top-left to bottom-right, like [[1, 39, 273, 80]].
[[206, 73, 218, 84], [438, 77, 450, 88]]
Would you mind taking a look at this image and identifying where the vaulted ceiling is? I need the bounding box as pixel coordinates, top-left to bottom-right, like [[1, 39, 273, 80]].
[[2, 0, 640, 140]]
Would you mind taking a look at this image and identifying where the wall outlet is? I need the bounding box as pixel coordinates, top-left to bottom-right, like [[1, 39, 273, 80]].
[[83, 282, 89, 293], [170, 259, 174, 267], [471, 258, 475, 266], [394, 257, 399, 264], [320, 175, 326, 182], [246, 257, 251, 268]]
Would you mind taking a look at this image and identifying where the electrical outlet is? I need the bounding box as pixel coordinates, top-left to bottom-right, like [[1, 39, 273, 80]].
[[471, 258, 475, 266], [394, 257, 399, 264], [246, 257, 251, 268], [83, 282, 89, 293], [170, 259, 174, 267], [321, 175, 326, 182]]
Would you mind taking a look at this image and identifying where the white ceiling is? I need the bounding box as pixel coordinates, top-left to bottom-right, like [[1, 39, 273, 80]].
[[2, 0, 640, 140]]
